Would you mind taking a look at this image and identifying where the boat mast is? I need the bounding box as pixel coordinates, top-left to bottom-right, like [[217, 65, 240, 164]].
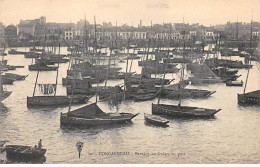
[[157, 44, 170, 104], [0, 62, 3, 93], [124, 39, 130, 91], [68, 50, 76, 113], [32, 63, 40, 97], [94, 15, 97, 55], [54, 43, 60, 96], [104, 42, 113, 92], [179, 19, 186, 106], [243, 19, 253, 94], [95, 16, 101, 104], [115, 21, 118, 50], [139, 39, 151, 86], [84, 16, 88, 56]]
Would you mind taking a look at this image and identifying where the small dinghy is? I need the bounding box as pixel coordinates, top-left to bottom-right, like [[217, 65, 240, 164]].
[[5, 145, 46, 158], [144, 113, 169, 126]]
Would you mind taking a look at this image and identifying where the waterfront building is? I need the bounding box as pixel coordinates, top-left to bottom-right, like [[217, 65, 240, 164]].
[[17, 16, 46, 36], [5, 25, 17, 45]]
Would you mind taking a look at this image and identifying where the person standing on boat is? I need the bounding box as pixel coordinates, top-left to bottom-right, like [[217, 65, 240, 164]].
[[38, 139, 42, 150]]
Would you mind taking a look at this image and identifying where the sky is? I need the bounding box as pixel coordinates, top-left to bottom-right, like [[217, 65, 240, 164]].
[[0, 0, 259, 26]]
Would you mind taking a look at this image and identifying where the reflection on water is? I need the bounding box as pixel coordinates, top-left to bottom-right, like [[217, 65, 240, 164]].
[[60, 121, 134, 134], [0, 47, 259, 163], [6, 155, 46, 164], [144, 121, 169, 128]]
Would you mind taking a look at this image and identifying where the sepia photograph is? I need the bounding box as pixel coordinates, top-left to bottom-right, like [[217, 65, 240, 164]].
[[0, 0, 259, 164]]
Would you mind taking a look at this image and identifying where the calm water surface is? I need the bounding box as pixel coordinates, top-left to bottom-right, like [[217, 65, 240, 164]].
[[0, 47, 259, 163]]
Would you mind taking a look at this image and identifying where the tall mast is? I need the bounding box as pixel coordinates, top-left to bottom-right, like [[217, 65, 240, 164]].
[[94, 15, 97, 54], [236, 16, 239, 40], [124, 39, 130, 91], [104, 42, 113, 91], [243, 19, 253, 94], [157, 46, 170, 104], [0, 60, 3, 92], [32, 64, 40, 97], [179, 18, 186, 106], [115, 21, 118, 49], [95, 16, 101, 104], [84, 16, 88, 56], [54, 43, 60, 96]]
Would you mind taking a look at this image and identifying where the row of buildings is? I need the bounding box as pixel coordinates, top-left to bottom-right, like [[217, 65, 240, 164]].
[[0, 17, 260, 47]]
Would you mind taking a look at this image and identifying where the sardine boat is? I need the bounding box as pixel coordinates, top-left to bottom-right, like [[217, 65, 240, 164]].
[[5, 145, 46, 158], [152, 103, 221, 118], [144, 113, 169, 126], [27, 95, 91, 107], [4, 73, 28, 81], [238, 90, 260, 105], [60, 103, 139, 127], [134, 91, 160, 102], [28, 64, 58, 71]]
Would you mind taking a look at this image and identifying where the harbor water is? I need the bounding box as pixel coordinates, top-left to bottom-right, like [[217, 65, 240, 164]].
[[0, 47, 259, 163]]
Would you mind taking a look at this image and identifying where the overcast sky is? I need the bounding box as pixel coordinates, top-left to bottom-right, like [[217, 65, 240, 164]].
[[0, 0, 259, 26]]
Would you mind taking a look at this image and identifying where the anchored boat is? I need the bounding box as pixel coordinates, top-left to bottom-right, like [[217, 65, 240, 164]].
[[144, 113, 169, 126], [5, 145, 46, 158], [60, 103, 139, 127]]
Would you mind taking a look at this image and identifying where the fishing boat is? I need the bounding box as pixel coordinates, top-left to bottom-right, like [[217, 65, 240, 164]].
[[24, 52, 40, 58], [237, 20, 260, 106], [60, 103, 139, 126], [226, 80, 243, 86], [27, 95, 91, 107], [4, 73, 28, 81], [8, 49, 26, 55], [162, 87, 216, 99], [29, 64, 58, 71], [152, 27, 221, 118], [134, 91, 160, 102], [152, 104, 221, 118], [27, 44, 91, 107], [144, 113, 169, 126], [126, 74, 172, 85], [0, 75, 15, 84], [61, 16, 138, 127], [190, 76, 223, 85], [238, 90, 260, 105], [5, 145, 46, 158], [163, 57, 192, 64]]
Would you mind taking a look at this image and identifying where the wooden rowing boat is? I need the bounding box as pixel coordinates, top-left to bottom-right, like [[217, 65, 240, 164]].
[[144, 113, 169, 126], [5, 145, 46, 158]]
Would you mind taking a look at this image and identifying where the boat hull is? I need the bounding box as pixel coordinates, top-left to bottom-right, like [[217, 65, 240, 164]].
[[27, 95, 91, 107], [190, 77, 223, 85], [238, 92, 260, 105], [28, 65, 58, 71], [60, 113, 139, 127], [152, 103, 221, 118], [0, 91, 12, 101], [144, 114, 169, 126], [5, 145, 46, 158]]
